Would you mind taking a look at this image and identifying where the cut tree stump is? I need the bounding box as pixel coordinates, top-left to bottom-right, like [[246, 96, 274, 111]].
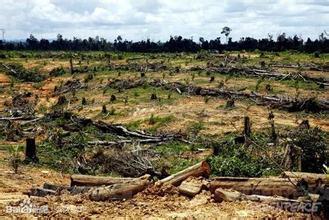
[[213, 188, 242, 202], [89, 178, 150, 201], [71, 174, 151, 187], [243, 116, 251, 138], [158, 161, 211, 186], [25, 138, 38, 162], [178, 177, 204, 197]]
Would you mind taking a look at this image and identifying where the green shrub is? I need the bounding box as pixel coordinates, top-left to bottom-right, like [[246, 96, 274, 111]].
[[291, 127, 328, 173], [207, 140, 279, 177], [49, 66, 66, 77]]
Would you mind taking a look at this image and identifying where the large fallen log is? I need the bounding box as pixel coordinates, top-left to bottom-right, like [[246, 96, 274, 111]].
[[213, 188, 320, 213], [209, 177, 308, 198], [89, 177, 150, 201], [281, 171, 329, 185], [158, 161, 211, 186], [43, 183, 92, 195], [71, 174, 150, 187]]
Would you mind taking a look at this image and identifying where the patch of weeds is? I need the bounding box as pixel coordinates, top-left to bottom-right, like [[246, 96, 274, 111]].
[[49, 66, 66, 77], [126, 120, 143, 130], [155, 141, 192, 156], [37, 142, 82, 173], [8, 145, 23, 173], [187, 121, 205, 136], [146, 115, 175, 133]]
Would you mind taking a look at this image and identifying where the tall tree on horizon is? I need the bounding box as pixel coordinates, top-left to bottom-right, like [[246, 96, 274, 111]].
[[221, 26, 232, 44]]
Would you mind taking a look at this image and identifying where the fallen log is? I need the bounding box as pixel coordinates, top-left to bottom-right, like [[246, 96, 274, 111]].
[[70, 114, 180, 141], [89, 177, 150, 201], [281, 171, 329, 185], [71, 174, 150, 187], [87, 138, 173, 147], [43, 183, 92, 195], [27, 187, 57, 197], [213, 188, 320, 213], [209, 177, 306, 198], [158, 161, 211, 186]]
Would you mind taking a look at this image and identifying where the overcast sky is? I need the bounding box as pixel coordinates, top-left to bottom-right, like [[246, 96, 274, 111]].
[[0, 0, 328, 41]]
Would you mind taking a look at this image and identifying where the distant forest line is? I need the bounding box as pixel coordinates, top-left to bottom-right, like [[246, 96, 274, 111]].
[[1, 33, 329, 53]]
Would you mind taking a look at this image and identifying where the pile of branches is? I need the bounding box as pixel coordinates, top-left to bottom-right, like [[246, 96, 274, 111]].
[[207, 66, 329, 87], [150, 79, 329, 112], [2, 92, 37, 118], [79, 145, 161, 177], [44, 111, 183, 148], [0, 63, 45, 82], [106, 78, 329, 112], [53, 79, 85, 96]]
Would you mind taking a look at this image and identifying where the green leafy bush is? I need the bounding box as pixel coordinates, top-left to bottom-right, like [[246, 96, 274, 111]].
[[291, 127, 328, 173], [207, 140, 279, 177]]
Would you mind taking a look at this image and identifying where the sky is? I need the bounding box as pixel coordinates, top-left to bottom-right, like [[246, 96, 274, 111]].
[[0, 0, 328, 41]]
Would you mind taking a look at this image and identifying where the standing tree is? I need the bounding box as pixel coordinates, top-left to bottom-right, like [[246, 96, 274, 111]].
[[221, 26, 232, 44]]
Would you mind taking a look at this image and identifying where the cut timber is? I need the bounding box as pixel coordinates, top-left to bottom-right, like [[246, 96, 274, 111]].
[[281, 171, 329, 185], [43, 183, 92, 195], [213, 188, 242, 202], [178, 178, 204, 197], [28, 187, 57, 197], [213, 188, 319, 213], [89, 178, 150, 201], [158, 161, 211, 186], [71, 174, 150, 187], [209, 177, 305, 198]]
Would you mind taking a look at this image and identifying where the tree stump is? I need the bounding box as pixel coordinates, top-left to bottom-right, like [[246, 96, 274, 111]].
[[69, 58, 74, 74], [225, 98, 235, 108], [150, 93, 157, 100], [243, 116, 251, 138], [270, 120, 277, 143], [110, 94, 117, 102], [25, 138, 38, 163]]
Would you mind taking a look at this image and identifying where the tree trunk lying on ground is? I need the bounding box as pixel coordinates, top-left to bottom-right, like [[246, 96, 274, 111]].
[[69, 114, 181, 141], [87, 137, 174, 147], [209, 177, 315, 199], [157, 161, 211, 186], [213, 188, 320, 213], [71, 174, 151, 187], [89, 176, 150, 201], [281, 171, 329, 185], [43, 183, 92, 195]]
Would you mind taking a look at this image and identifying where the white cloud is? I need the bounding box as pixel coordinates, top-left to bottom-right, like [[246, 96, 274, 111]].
[[0, 0, 328, 41]]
